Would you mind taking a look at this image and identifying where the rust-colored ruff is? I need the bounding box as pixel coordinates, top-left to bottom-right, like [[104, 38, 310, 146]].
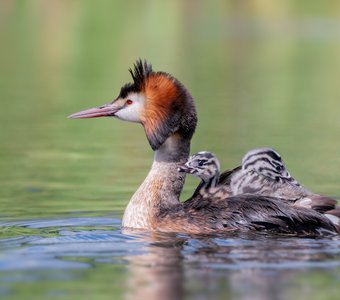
[[141, 74, 184, 150]]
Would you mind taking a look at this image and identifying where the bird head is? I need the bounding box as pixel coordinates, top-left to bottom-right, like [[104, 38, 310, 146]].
[[178, 151, 220, 183], [69, 59, 197, 150], [242, 148, 293, 181]]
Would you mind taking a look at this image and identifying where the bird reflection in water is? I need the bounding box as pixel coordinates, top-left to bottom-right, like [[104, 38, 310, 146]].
[[123, 231, 185, 300], [122, 230, 340, 300]]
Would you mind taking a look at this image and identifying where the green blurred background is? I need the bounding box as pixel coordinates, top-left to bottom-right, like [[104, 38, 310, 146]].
[[1, 1, 340, 300]]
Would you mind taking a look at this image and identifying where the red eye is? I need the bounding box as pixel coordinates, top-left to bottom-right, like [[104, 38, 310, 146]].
[[126, 99, 133, 105]]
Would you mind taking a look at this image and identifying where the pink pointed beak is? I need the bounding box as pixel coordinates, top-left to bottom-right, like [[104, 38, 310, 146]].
[[68, 102, 121, 119]]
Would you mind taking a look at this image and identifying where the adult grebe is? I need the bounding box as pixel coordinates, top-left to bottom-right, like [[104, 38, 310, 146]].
[[180, 150, 340, 231], [69, 60, 337, 235]]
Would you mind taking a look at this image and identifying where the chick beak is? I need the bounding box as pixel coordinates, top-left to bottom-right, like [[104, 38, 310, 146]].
[[177, 164, 193, 173], [68, 102, 122, 119]]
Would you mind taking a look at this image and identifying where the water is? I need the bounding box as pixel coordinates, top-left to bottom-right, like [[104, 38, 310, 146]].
[[1, 1, 340, 299], [1, 216, 340, 300]]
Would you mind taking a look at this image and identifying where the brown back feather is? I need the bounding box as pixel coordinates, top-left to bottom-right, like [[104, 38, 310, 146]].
[[156, 195, 337, 235]]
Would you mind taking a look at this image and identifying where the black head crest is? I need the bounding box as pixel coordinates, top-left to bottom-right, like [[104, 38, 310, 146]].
[[118, 59, 153, 98], [129, 59, 153, 90]]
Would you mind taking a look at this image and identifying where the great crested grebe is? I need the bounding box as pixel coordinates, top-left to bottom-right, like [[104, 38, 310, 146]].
[[180, 150, 340, 231], [69, 60, 338, 235]]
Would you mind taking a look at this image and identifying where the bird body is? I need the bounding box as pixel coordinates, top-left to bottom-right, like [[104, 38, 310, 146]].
[[69, 60, 338, 235], [157, 194, 336, 235]]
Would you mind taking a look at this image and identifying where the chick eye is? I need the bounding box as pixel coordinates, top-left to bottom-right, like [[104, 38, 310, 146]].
[[126, 99, 133, 105], [275, 165, 283, 172], [197, 160, 205, 167]]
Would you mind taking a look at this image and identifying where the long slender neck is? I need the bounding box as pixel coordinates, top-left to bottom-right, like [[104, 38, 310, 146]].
[[122, 133, 190, 229], [202, 172, 220, 190]]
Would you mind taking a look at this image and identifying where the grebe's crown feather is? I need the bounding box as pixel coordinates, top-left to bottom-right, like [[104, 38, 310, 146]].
[[129, 59, 153, 90], [118, 59, 153, 99]]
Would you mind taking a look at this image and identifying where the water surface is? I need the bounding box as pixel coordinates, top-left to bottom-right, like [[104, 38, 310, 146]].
[[1, 216, 340, 300]]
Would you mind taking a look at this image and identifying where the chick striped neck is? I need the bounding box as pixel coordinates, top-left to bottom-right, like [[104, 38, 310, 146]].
[[201, 173, 219, 190]]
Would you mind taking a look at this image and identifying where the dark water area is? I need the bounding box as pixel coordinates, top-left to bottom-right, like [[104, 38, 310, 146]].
[[1, 1, 340, 299]]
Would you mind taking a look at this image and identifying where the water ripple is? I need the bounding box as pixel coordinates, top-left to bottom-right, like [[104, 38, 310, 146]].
[[0, 216, 340, 273]]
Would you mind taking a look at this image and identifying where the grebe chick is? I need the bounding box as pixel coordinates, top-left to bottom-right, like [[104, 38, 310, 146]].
[[69, 60, 338, 235], [178, 151, 221, 189], [181, 150, 340, 232], [229, 148, 310, 200], [181, 149, 336, 209], [230, 148, 338, 209], [178, 151, 337, 235], [179, 149, 318, 201], [178, 151, 232, 200], [225, 148, 340, 228]]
